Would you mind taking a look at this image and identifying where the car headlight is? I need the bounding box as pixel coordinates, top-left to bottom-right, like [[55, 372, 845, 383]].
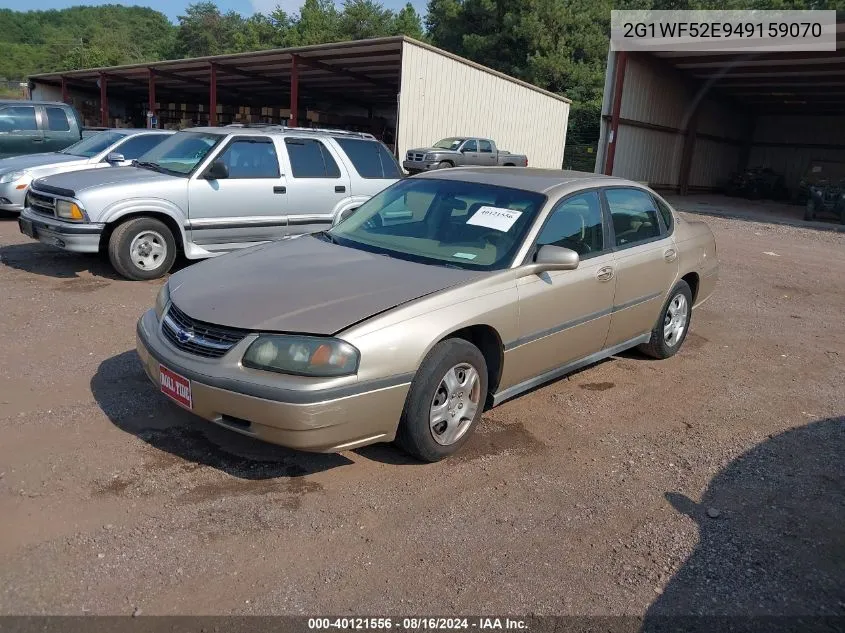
[[55, 199, 85, 221], [0, 170, 27, 184], [424, 154, 435, 161], [154, 283, 170, 319], [242, 335, 359, 377]]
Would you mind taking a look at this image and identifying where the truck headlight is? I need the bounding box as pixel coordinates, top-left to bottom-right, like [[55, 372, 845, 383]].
[[243, 335, 359, 377], [424, 154, 435, 161], [0, 170, 27, 184], [55, 199, 85, 221], [154, 283, 170, 319]]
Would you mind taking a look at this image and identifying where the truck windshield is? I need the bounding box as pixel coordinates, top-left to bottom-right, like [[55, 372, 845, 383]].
[[59, 131, 126, 158], [433, 138, 466, 150], [327, 178, 546, 271], [135, 132, 222, 176]]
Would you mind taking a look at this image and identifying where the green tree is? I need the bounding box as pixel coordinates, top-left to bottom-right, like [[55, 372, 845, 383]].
[[392, 3, 426, 38]]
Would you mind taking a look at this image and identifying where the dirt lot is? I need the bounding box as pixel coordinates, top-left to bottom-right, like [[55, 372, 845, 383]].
[[0, 212, 843, 618]]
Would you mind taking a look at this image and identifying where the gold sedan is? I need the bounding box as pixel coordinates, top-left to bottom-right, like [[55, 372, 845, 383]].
[[136, 168, 718, 461]]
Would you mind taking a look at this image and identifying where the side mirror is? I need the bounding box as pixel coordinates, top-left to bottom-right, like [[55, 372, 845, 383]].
[[204, 159, 229, 180], [518, 245, 579, 277], [105, 152, 125, 164]]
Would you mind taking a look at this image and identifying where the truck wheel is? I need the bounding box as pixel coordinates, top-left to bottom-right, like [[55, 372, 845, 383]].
[[435, 161, 453, 169], [108, 217, 176, 281]]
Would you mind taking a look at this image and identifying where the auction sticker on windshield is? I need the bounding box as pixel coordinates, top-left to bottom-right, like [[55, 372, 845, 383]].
[[160, 365, 192, 409], [466, 206, 523, 232]]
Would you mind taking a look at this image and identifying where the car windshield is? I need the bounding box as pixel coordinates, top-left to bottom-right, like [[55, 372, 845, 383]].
[[327, 178, 546, 271], [433, 138, 466, 150], [135, 131, 222, 176], [59, 131, 125, 157]]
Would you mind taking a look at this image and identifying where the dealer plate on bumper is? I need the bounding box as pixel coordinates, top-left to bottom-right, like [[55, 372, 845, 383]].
[[159, 365, 192, 409]]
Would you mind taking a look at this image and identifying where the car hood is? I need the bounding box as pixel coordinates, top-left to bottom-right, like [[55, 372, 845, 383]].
[[409, 147, 459, 155], [0, 153, 83, 173], [33, 166, 178, 196], [168, 235, 485, 335]]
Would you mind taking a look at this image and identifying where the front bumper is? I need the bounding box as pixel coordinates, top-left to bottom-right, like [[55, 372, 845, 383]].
[[18, 207, 104, 253], [135, 309, 410, 452], [402, 160, 438, 173]]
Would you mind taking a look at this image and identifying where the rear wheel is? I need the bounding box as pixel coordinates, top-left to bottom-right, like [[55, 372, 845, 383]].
[[108, 217, 176, 281], [395, 338, 488, 462], [638, 280, 692, 360]]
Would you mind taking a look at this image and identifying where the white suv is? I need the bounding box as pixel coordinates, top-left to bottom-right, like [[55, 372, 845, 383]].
[[18, 126, 401, 280]]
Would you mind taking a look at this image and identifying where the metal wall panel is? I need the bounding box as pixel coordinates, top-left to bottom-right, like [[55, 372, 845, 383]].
[[398, 41, 570, 169], [613, 125, 684, 187], [689, 138, 741, 188], [601, 54, 749, 189]]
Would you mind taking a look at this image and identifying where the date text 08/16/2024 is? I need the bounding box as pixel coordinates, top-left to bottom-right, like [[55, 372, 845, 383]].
[[308, 618, 528, 630]]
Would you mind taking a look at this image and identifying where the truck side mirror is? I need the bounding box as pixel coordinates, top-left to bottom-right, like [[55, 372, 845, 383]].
[[105, 152, 125, 164]]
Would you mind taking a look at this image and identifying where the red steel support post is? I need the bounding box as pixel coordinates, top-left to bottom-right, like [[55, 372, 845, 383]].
[[148, 69, 157, 127], [99, 73, 108, 127], [290, 54, 299, 126], [603, 51, 628, 176], [209, 63, 218, 126]]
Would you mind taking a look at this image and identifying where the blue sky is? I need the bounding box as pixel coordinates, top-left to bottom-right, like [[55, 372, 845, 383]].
[[0, 0, 428, 23]]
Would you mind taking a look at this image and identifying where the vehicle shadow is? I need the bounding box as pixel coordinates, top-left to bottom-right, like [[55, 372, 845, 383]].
[[91, 350, 353, 478], [0, 242, 121, 280], [0, 242, 192, 280], [641, 417, 845, 631]]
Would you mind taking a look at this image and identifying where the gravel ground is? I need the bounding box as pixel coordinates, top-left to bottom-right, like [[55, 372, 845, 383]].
[[0, 212, 843, 617]]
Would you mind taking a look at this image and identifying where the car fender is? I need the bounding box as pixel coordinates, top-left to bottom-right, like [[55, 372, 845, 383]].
[[332, 196, 370, 222], [99, 198, 189, 245]]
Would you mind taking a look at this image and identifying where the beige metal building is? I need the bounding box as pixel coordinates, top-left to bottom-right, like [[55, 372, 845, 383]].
[[29, 37, 571, 169], [595, 20, 845, 196]]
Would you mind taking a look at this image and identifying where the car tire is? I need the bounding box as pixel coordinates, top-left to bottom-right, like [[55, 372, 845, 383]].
[[395, 338, 488, 462], [435, 161, 453, 170], [108, 217, 176, 281], [804, 200, 816, 222], [637, 280, 693, 360]]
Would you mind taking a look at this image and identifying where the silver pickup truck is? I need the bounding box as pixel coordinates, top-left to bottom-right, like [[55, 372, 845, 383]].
[[403, 137, 528, 174], [18, 126, 401, 280]]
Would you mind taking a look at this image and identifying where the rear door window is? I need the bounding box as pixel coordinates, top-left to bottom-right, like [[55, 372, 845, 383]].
[[334, 138, 400, 179], [45, 107, 70, 131], [0, 106, 37, 132], [478, 140, 493, 153], [285, 138, 340, 179], [604, 188, 664, 248]]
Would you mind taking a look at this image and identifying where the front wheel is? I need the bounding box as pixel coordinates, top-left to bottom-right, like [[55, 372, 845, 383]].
[[395, 338, 488, 462], [108, 217, 176, 281], [638, 280, 693, 359], [434, 161, 453, 170]]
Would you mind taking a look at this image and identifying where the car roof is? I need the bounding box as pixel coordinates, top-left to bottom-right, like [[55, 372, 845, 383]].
[[412, 167, 640, 195], [89, 128, 175, 136]]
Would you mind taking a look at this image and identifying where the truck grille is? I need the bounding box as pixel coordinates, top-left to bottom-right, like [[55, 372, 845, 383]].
[[28, 191, 56, 217], [407, 152, 425, 161], [161, 303, 248, 359]]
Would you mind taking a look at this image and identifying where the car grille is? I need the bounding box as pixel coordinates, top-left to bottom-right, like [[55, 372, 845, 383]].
[[28, 191, 56, 217], [161, 303, 248, 359], [407, 152, 425, 161]]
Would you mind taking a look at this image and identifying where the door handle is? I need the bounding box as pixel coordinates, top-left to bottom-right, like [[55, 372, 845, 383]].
[[32, 138, 44, 143], [273, 186, 286, 194], [335, 185, 346, 193], [664, 248, 678, 262], [596, 266, 614, 282]]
